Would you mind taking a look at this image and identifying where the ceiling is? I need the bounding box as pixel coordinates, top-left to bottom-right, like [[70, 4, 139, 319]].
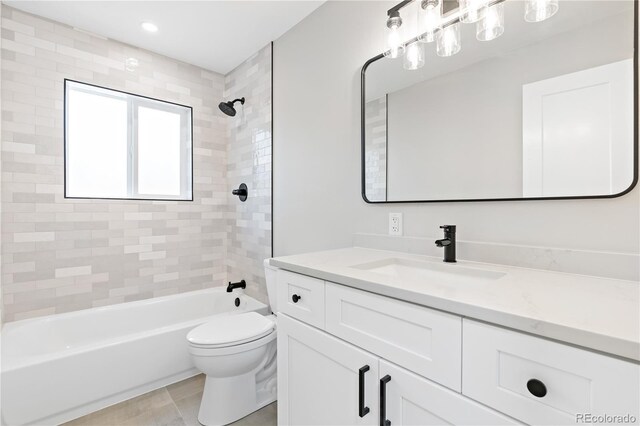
[[4, 1, 324, 74]]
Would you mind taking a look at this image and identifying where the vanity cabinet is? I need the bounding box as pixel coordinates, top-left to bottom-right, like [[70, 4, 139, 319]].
[[278, 314, 517, 426], [276, 269, 640, 426]]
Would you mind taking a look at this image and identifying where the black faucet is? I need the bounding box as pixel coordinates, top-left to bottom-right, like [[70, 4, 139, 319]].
[[435, 225, 456, 263], [226, 280, 246, 292]]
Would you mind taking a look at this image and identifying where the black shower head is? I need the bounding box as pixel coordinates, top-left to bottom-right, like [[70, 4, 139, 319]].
[[218, 97, 245, 117]]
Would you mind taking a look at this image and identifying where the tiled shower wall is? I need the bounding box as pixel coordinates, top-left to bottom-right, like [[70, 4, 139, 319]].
[[0, 6, 237, 322], [364, 96, 386, 202], [224, 44, 272, 304]]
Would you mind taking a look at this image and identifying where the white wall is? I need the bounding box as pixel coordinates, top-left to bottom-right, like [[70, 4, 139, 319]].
[[274, 1, 639, 257]]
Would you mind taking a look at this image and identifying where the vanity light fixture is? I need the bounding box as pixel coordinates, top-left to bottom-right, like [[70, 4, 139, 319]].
[[404, 41, 426, 69], [436, 22, 461, 57], [459, 0, 487, 23], [385, 10, 406, 58], [141, 21, 158, 33], [384, 0, 559, 66], [477, 2, 504, 41], [418, 0, 442, 43], [524, 0, 559, 22]]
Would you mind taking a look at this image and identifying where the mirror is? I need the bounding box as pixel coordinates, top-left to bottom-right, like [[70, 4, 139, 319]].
[[362, 0, 637, 203]]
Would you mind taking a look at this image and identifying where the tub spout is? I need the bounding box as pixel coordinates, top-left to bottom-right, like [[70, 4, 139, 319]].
[[226, 280, 246, 292]]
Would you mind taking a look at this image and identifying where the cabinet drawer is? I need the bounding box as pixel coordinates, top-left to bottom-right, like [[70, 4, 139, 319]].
[[277, 270, 325, 329], [463, 319, 640, 425], [325, 282, 462, 391], [381, 360, 520, 425]]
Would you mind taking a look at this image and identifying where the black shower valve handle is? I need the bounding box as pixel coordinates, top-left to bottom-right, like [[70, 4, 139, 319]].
[[232, 183, 248, 202]]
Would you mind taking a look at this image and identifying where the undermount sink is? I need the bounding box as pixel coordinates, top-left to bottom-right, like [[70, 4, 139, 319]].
[[351, 258, 506, 284]]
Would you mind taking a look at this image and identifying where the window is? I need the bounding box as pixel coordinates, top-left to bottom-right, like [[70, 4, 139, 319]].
[[64, 80, 193, 200]]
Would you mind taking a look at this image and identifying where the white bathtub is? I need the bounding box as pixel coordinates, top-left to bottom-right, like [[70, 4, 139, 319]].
[[0, 287, 269, 426]]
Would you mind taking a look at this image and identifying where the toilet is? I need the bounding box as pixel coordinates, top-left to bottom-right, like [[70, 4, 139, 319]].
[[186, 260, 280, 426]]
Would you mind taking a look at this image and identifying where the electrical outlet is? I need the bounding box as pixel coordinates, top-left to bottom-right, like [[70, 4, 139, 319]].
[[389, 213, 403, 236]]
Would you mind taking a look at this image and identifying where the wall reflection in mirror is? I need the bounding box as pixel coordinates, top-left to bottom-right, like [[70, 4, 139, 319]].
[[363, 0, 636, 202]]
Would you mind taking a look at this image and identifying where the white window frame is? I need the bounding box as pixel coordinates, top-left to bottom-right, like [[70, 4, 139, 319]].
[[64, 79, 193, 201]]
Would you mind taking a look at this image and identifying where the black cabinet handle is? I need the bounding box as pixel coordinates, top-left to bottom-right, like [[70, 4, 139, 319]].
[[527, 379, 547, 398], [292, 294, 301, 303], [358, 365, 370, 417], [380, 375, 391, 426]]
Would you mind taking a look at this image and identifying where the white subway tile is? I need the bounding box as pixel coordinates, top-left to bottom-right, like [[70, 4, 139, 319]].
[[55, 265, 92, 278]]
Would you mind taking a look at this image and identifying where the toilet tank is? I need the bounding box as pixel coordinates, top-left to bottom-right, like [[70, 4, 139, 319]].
[[263, 259, 278, 314]]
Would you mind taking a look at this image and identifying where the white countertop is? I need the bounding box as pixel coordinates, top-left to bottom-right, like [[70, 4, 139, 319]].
[[270, 247, 640, 362]]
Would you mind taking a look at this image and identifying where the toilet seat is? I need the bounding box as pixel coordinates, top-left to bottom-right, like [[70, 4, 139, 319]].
[[187, 312, 275, 349]]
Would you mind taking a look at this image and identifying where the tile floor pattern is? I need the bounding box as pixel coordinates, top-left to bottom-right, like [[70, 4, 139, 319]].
[[63, 375, 276, 426]]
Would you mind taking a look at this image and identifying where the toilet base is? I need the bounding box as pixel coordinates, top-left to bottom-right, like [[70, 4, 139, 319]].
[[198, 373, 276, 426], [196, 342, 277, 426]]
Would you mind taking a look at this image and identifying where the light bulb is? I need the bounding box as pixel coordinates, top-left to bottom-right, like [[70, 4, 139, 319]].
[[418, 0, 442, 43], [385, 15, 405, 58], [386, 27, 405, 58], [524, 0, 559, 23], [477, 3, 504, 41], [436, 23, 461, 57], [403, 42, 425, 70], [459, 0, 487, 24]]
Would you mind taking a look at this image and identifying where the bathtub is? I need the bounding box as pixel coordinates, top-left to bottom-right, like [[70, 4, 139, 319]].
[[0, 287, 269, 426]]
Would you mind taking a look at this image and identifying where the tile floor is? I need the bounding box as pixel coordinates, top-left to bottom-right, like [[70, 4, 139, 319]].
[[63, 375, 277, 426]]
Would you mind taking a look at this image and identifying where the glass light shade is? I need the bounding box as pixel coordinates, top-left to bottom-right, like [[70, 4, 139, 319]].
[[459, 0, 487, 23], [477, 3, 504, 41], [403, 42, 425, 70], [436, 23, 461, 57], [418, 0, 442, 43], [385, 25, 405, 58], [524, 0, 559, 22]]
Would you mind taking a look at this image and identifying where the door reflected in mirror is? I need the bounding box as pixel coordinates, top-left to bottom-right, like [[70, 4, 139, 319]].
[[362, 0, 636, 202]]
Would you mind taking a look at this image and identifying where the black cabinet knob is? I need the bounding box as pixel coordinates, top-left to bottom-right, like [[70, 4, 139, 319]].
[[292, 294, 301, 303], [527, 379, 547, 398]]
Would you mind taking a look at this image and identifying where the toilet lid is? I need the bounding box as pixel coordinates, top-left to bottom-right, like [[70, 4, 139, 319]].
[[187, 312, 275, 348]]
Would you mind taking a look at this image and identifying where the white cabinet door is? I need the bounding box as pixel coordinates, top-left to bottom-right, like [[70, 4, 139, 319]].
[[277, 314, 379, 426], [380, 360, 520, 426]]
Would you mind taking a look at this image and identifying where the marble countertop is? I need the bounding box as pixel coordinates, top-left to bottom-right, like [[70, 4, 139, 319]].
[[270, 247, 640, 362]]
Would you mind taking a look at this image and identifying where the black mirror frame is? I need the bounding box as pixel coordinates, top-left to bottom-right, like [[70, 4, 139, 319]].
[[361, 2, 638, 204]]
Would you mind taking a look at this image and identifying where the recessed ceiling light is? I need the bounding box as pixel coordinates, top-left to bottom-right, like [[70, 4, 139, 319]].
[[141, 22, 158, 33]]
